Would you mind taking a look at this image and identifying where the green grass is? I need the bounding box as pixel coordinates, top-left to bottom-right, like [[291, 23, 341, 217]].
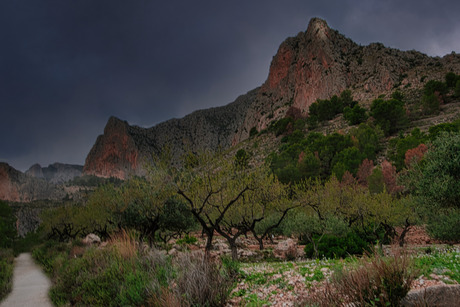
[[414, 246, 460, 283], [0, 249, 14, 302]]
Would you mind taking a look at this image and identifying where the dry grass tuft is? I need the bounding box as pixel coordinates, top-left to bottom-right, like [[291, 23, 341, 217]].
[[173, 251, 233, 306], [303, 249, 417, 307], [108, 229, 138, 259]]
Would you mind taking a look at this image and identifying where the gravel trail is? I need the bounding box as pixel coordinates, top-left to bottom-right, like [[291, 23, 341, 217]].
[[0, 253, 52, 307]]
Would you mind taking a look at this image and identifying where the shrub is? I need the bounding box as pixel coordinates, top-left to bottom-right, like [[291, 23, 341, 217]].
[[33, 236, 237, 306], [0, 248, 14, 301], [388, 128, 426, 171], [173, 252, 233, 306], [455, 79, 460, 97], [370, 98, 407, 136], [424, 80, 447, 96], [303, 250, 417, 306], [304, 232, 370, 259], [422, 92, 440, 115], [0, 201, 16, 249], [445, 72, 458, 88], [409, 132, 460, 241], [343, 104, 368, 125], [176, 234, 198, 245]]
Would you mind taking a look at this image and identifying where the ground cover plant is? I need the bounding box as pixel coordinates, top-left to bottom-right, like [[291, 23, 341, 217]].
[[0, 248, 14, 302]]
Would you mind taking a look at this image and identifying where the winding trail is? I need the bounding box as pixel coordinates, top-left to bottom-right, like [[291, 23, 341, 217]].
[[1, 253, 52, 307]]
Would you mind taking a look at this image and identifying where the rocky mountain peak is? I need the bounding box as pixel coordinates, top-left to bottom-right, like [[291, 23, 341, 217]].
[[25, 163, 44, 179], [82, 17, 460, 179], [83, 116, 140, 179], [306, 17, 331, 41], [104, 116, 130, 135]]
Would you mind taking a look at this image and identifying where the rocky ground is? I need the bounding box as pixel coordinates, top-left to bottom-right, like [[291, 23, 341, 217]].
[[166, 226, 459, 307]]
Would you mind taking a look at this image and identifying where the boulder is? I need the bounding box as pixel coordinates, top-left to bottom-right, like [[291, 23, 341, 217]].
[[401, 285, 460, 306], [82, 233, 101, 245], [274, 238, 297, 260]]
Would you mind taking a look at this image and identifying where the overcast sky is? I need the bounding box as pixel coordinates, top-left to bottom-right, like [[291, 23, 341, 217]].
[[1, 0, 460, 171]]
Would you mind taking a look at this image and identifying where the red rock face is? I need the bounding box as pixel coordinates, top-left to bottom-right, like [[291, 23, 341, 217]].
[[0, 164, 21, 202], [83, 117, 139, 179], [262, 18, 350, 113]]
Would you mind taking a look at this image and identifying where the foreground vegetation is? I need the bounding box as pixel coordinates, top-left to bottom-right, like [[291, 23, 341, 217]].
[[29, 235, 460, 307], [32, 230, 237, 306], [0, 249, 14, 302]]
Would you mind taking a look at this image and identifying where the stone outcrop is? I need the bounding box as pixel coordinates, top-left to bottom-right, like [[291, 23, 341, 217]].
[[0, 162, 22, 202], [83, 18, 460, 178], [26, 163, 82, 184]]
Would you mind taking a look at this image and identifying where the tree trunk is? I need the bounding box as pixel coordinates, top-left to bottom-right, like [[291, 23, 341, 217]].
[[205, 230, 214, 254], [229, 240, 238, 261], [258, 238, 264, 251], [398, 220, 411, 247]]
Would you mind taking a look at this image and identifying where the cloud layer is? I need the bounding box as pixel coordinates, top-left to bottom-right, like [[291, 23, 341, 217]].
[[1, 0, 459, 171]]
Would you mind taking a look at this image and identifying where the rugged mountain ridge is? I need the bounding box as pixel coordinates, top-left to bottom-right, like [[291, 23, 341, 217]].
[[26, 162, 83, 184], [0, 162, 66, 202], [83, 89, 258, 178], [81, 18, 460, 178]]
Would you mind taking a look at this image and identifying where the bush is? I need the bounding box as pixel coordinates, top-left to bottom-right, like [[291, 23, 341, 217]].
[[33, 235, 236, 306], [425, 208, 460, 242], [304, 232, 370, 259], [173, 252, 233, 306], [370, 98, 407, 136], [411, 132, 460, 241], [0, 201, 16, 249], [455, 79, 460, 97], [343, 104, 368, 125], [424, 79, 447, 96], [445, 72, 458, 88], [304, 250, 417, 306], [0, 249, 14, 301], [176, 234, 198, 245], [13, 231, 43, 256], [422, 93, 440, 115]]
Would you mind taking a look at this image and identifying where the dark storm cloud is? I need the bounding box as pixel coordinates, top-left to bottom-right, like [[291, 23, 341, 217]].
[[1, 0, 459, 171]]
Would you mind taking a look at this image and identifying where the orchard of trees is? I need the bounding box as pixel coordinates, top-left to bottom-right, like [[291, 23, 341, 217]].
[[33, 73, 460, 260]]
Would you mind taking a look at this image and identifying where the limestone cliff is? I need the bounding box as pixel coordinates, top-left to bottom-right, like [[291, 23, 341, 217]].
[[84, 18, 460, 178]]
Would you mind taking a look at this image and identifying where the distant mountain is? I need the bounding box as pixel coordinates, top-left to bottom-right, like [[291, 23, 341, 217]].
[[0, 162, 67, 202], [26, 162, 83, 184], [83, 18, 460, 179]]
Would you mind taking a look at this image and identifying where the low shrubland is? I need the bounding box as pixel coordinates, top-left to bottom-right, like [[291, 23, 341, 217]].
[[0, 248, 14, 302], [32, 230, 237, 306]]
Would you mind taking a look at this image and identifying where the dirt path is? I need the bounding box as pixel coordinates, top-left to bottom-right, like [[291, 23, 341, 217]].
[[0, 253, 52, 307]]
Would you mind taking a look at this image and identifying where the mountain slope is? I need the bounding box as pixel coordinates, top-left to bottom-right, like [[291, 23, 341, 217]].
[[84, 18, 460, 179]]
